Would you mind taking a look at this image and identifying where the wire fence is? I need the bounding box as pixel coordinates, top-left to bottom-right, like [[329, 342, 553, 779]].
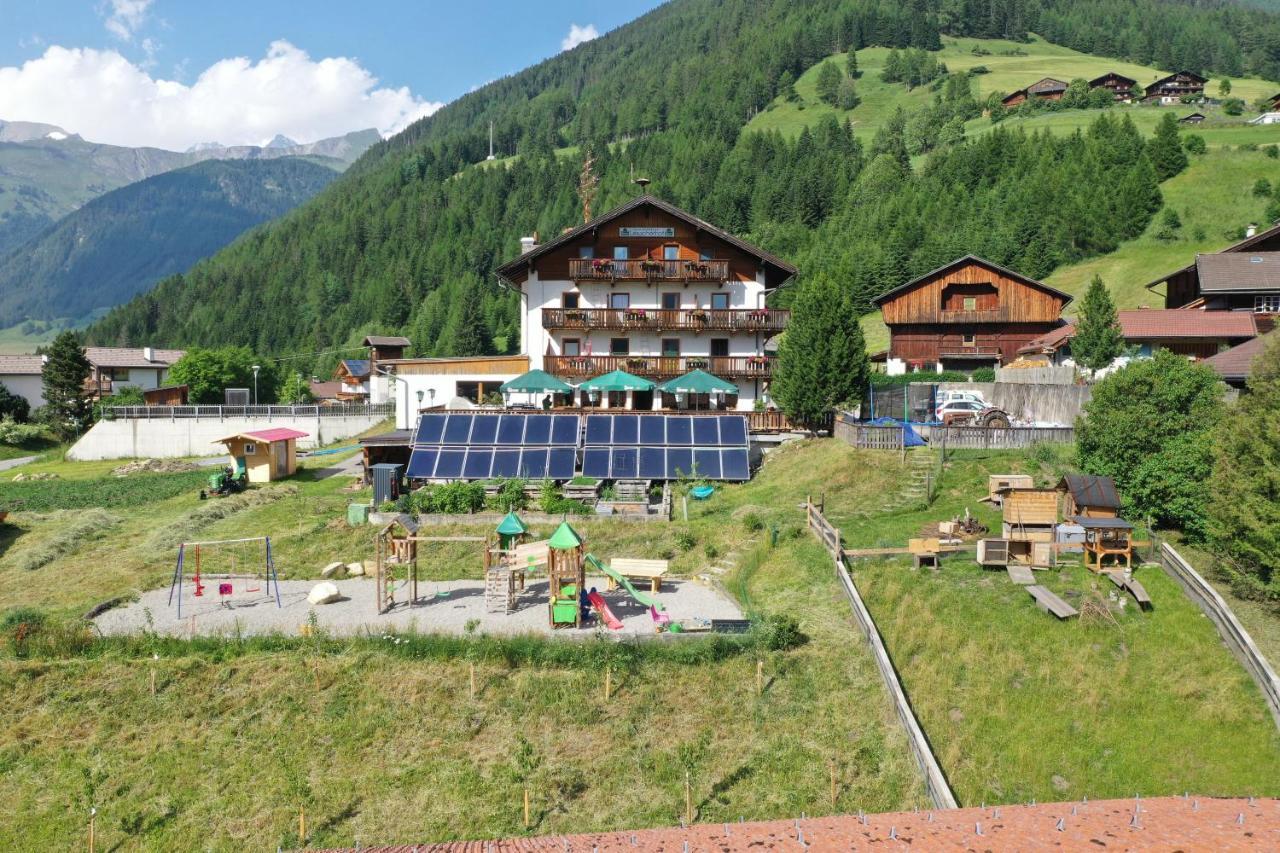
[[103, 403, 395, 420]]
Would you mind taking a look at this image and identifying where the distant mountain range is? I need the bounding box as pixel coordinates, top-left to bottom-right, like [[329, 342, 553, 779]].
[[0, 157, 341, 327], [0, 122, 379, 256]]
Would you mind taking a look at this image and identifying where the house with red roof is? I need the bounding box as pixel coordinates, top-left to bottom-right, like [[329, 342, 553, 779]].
[[1018, 309, 1259, 369]]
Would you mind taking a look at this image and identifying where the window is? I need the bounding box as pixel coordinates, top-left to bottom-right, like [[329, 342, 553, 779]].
[[699, 246, 712, 261], [613, 246, 629, 260], [711, 292, 730, 310], [609, 292, 630, 310], [661, 292, 681, 310], [710, 338, 730, 357], [562, 338, 581, 357], [243, 443, 257, 455], [562, 292, 579, 309], [962, 334, 976, 347], [578, 246, 594, 259], [963, 297, 977, 311], [662, 338, 681, 357], [1255, 295, 1280, 312], [610, 338, 630, 356], [663, 245, 679, 260]]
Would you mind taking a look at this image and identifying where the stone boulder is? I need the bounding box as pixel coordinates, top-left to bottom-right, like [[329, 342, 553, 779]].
[[320, 561, 346, 579], [307, 582, 341, 605], [346, 562, 365, 577]]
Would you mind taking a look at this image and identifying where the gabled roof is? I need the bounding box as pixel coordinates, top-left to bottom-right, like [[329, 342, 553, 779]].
[[1147, 221, 1280, 291], [362, 335, 411, 348], [1203, 331, 1277, 382], [338, 358, 371, 378], [218, 427, 309, 444], [1179, 112, 1206, 122], [1195, 252, 1280, 293], [1089, 71, 1136, 87], [1026, 77, 1068, 94], [0, 354, 45, 375], [494, 194, 797, 289], [872, 255, 1073, 307], [1057, 474, 1121, 509], [84, 346, 185, 368], [1147, 70, 1208, 89], [1116, 308, 1256, 339]]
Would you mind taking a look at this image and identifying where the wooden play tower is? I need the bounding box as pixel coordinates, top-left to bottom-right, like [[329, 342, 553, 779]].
[[547, 521, 585, 628]]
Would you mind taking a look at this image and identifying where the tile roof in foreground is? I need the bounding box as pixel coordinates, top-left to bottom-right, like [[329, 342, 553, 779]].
[[312, 796, 1279, 851]]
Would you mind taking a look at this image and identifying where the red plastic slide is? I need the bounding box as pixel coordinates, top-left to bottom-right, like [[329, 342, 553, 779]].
[[587, 591, 624, 630]]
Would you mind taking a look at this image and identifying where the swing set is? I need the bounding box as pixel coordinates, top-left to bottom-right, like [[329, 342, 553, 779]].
[[167, 536, 282, 617]]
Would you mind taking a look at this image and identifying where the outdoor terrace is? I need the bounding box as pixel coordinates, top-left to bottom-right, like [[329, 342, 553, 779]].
[[542, 307, 788, 334], [568, 257, 730, 283], [544, 354, 774, 380]]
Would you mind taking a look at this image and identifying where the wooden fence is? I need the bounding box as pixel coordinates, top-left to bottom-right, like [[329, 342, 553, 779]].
[[833, 418, 906, 457], [805, 498, 959, 809], [1159, 543, 1280, 732], [915, 425, 1075, 449]]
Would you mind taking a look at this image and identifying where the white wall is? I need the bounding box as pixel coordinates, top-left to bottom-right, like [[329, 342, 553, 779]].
[[0, 374, 45, 409], [390, 371, 521, 429], [67, 413, 387, 460]]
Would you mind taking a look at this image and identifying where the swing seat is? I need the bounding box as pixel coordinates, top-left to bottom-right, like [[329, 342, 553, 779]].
[[218, 583, 233, 596]]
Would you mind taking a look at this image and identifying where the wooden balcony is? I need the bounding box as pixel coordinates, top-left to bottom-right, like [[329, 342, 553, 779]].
[[543, 307, 788, 334], [568, 257, 730, 283], [937, 345, 1002, 358], [545, 354, 775, 380], [938, 309, 1007, 323]]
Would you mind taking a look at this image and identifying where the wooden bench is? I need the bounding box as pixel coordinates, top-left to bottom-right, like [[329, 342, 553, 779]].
[[1026, 584, 1079, 620], [607, 558, 670, 593], [1105, 571, 1153, 611]]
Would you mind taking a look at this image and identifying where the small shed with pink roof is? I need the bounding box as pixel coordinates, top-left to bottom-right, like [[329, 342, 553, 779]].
[[215, 427, 309, 483]]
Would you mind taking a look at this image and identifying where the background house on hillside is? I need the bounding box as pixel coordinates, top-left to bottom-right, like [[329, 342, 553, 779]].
[[1179, 112, 1206, 124], [1148, 224, 1280, 326], [1089, 72, 1138, 102], [1001, 77, 1068, 107], [1019, 309, 1258, 366], [1203, 330, 1278, 388], [874, 255, 1072, 375], [0, 354, 45, 410], [334, 359, 371, 401], [1145, 70, 1206, 103], [84, 347, 185, 400]]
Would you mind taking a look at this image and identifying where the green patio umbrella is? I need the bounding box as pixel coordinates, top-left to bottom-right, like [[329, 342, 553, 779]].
[[498, 369, 574, 394], [576, 369, 655, 393], [657, 368, 737, 395]]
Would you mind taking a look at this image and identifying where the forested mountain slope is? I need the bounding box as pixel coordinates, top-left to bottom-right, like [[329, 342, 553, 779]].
[[0, 158, 339, 327], [85, 0, 1280, 368]]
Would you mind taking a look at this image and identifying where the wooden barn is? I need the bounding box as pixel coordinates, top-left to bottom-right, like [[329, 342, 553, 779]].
[[1089, 72, 1137, 102], [1001, 77, 1068, 107], [874, 255, 1072, 374], [1057, 474, 1121, 519], [1145, 71, 1206, 103]]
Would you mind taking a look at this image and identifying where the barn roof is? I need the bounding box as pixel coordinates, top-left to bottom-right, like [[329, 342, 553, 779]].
[[1089, 71, 1136, 87], [1147, 221, 1280, 291], [1057, 474, 1121, 509], [494, 194, 797, 289], [1203, 331, 1277, 382], [1147, 70, 1208, 88], [1019, 310, 1256, 353], [1026, 77, 1068, 94], [872, 255, 1073, 307]]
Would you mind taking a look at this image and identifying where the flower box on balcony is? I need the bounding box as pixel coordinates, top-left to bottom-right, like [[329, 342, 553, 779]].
[[623, 309, 648, 323], [625, 358, 650, 370], [746, 356, 769, 367], [639, 260, 664, 274], [564, 310, 588, 323], [590, 259, 614, 275], [684, 261, 711, 277], [747, 309, 770, 320]]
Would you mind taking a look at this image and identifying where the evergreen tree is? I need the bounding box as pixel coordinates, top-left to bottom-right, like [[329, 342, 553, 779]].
[[773, 280, 867, 427], [1208, 336, 1280, 599], [836, 77, 861, 110], [845, 47, 859, 78], [1071, 275, 1125, 372], [40, 331, 92, 439], [1146, 113, 1189, 180], [440, 283, 494, 357], [815, 61, 843, 106]]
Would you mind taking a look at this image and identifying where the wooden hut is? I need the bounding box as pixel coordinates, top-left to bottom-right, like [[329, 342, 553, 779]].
[[1057, 474, 1121, 519], [215, 427, 307, 483], [1073, 516, 1134, 572], [1002, 488, 1058, 566], [546, 521, 585, 628]]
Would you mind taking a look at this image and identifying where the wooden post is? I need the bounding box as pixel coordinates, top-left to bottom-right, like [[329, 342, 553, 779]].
[[755, 659, 763, 696], [806, 495, 811, 530], [830, 759, 837, 807], [88, 808, 95, 853], [685, 770, 692, 825], [149, 668, 156, 697], [604, 666, 612, 701], [523, 787, 531, 828], [469, 663, 476, 700], [299, 806, 306, 845]]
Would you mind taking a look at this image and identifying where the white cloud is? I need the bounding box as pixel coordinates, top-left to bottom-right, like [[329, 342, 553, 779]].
[[0, 41, 444, 150], [103, 0, 154, 41], [561, 23, 599, 52]]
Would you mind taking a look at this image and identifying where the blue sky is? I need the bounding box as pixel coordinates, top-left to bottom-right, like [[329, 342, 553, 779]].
[[0, 0, 665, 149]]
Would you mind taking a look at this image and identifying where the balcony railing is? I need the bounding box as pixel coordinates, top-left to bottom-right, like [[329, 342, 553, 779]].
[[937, 345, 1003, 358], [543, 307, 788, 334], [545, 354, 775, 380], [568, 258, 730, 283], [938, 309, 1007, 323]]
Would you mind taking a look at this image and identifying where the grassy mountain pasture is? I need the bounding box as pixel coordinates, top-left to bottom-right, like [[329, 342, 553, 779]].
[[745, 34, 1278, 143]]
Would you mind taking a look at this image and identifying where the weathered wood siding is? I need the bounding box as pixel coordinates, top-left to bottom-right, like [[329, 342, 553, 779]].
[[880, 260, 1067, 325]]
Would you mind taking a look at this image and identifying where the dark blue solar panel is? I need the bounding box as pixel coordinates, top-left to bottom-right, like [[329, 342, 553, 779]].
[[719, 415, 748, 446], [721, 449, 750, 480], [694, 448, 721, 479], [405, 447, 438, 478], [548, 447, 576, 479], [523, 415, 551, 445], [666, 416, 692, 445], [666, 447, 693, 479], [463, 449, 493, 479], [491, 449, 521, 478], [518, 448, 548, 479], [639, 447, 666, 479], [640, 415, 666, 445], [551, 415, 579, 445], [415, 413, 446, 444], [612, 415, 639, 445], [692, 417, 720, 446], [496, 414, 525, 445], [611, 447, 639, 479], [582, 448, 611, 478], [442, 414, 473, 444], [585, 414, 612, 445], [469, 415, 499, 445], [434, 449, 466, 479]]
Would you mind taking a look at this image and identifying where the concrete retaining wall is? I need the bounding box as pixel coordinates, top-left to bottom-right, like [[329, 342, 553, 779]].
[[67, 414, 387, 461]]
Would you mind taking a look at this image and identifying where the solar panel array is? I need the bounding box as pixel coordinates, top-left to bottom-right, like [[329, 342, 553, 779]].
[[581, 414, 750, 481], [406, 413, 579, 480], [406, 412, 752, 482]]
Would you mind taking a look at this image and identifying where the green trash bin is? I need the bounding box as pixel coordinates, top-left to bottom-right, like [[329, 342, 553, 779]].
[[347, 502, 371, 525]]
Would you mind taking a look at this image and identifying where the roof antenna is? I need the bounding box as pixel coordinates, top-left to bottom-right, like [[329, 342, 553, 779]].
[[634, 176, 650, 195]]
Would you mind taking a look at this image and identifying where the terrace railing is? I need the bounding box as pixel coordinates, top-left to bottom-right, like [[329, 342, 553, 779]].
[[545, 354, 775, 380], [103, 402, 396, 420], [568, 257, 730, 283], [543, 307, 788, 334]]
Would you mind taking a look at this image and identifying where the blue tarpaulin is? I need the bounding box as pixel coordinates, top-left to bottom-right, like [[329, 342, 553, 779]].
[[867, 417, 928, 447]]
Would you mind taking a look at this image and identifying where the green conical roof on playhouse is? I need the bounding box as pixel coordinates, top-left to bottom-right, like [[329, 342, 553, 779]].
[[547, 521, 583, 550], [495, 512, 527, 535]]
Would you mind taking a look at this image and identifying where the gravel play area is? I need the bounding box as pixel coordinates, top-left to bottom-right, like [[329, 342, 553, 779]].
[[94, 574, 743, 638]]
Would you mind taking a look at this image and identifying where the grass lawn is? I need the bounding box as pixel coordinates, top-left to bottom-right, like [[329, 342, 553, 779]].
[[1171, 541, 1280, 676], [841, 448, 1280, 805]]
